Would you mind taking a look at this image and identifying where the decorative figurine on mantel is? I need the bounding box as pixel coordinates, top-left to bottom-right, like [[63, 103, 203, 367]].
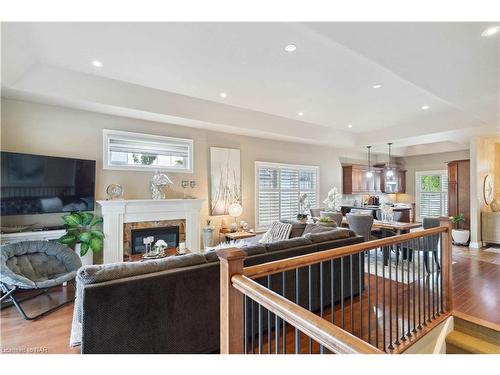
[[323, 187, 342, 212], [150, 171, 173, 200]]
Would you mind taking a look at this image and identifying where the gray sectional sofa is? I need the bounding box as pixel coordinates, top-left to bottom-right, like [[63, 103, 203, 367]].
[[73, 224, 364, 354]]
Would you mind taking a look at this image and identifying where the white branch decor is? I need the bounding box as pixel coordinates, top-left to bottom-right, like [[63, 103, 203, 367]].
[[210, 147, 241, 215], [323, 187, 342, 212]]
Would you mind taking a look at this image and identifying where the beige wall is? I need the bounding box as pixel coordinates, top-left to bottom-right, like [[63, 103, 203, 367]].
[[469, 136, 500, 247], [1, 98, 359, 234], [395, 150, 470, 204]]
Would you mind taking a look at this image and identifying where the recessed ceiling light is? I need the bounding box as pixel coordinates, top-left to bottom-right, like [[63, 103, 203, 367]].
[[347, 124, 353, 128], [481, 26, 500, 37], [421, 105, 430, 110], [219, 92, 227, 98], [297, 111, 304, 116], [91, 60, 103, 68], [372, 84, 383, 89], [284, 44, 297, 52]]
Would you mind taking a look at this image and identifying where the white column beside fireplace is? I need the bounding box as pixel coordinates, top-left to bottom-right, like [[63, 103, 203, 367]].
[[97, 199, 204, 264]]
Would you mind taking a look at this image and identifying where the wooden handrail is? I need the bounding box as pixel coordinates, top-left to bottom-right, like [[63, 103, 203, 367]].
[[231, 274, 384, 354], [244, 226, 448, 279]]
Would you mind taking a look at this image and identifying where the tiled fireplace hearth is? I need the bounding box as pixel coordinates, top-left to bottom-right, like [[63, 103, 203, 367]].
[[97, 199, 204, 264]]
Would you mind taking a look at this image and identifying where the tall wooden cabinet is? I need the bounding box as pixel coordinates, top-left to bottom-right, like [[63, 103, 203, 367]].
[[447, 160, 470, 229]]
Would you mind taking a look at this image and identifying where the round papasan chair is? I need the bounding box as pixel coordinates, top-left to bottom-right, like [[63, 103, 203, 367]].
[[0, 240, 82, 320]]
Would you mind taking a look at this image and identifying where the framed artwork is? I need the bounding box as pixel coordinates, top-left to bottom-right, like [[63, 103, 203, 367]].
[[483, 174, 494, 205], [210, 147, 241, 215]]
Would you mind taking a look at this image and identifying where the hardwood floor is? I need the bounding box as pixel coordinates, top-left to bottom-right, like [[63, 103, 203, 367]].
[[1, 245, 498, 354]]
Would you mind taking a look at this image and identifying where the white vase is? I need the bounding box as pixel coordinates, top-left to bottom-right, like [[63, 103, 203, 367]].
[[75, 243, 93, 266], [452, 229, 470, 245]]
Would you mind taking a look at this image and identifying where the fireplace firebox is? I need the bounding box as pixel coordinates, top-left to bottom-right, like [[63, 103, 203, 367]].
[[130, 226, 180, 255]]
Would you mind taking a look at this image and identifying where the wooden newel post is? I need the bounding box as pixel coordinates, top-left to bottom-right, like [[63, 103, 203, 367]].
[[439, 217, 453, 312], [217, 247, 247, 354]]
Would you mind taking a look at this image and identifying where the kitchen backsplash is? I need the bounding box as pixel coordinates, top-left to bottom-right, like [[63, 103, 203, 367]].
[[341, 194, 396, 207]]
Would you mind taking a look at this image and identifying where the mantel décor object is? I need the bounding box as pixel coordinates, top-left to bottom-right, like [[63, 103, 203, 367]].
[[150, 171, 173, 200], [106, 183, 124, 200]]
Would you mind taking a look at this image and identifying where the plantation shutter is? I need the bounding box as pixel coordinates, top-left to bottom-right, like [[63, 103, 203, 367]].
[[416, 170, 448, 221], [256, 162, 319, 230]]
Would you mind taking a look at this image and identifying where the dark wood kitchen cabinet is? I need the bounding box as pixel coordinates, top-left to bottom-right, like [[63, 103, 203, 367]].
[[447, 160, 470, 229]]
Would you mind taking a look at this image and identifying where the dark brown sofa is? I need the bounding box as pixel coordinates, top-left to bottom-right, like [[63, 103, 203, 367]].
[[76, 230, 364, 354]]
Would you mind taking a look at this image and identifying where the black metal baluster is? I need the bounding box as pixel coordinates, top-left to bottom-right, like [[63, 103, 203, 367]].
[[417, 237, 422, 329], [388, 245, 393, 350], [275, 314, 279, 354], [430, 243, 435, 321], [268, 276, 271, 354], [341, 257, 345, 329], [295, 268, 300, 354], [407, 241, 411, 337], [415, 238, 422, 329], [423, 237, 427, 326], [282, 272, 286, 353], [400, 242, 405, 342], [331, 259, 335, 325], [359, 252, 363, 340], [382, 245, 386, 351], [258, 304, 263, 354], [435, 246, 440, 317], [427, 238, 431, 324], [251, 300, 255, 353], [375, 246, 379, 349], [367, 249, 371, 345], [440, 234, 444, 314], [244, 295, 248, 354], [432, 244, 440, 317], [434, 242, 437, 319], [412, 239, 417, 334], [320, 261, 324, 354], [308, 265, 312, 353], [350, 254, 354, 334], [395, 244, 400, 346]]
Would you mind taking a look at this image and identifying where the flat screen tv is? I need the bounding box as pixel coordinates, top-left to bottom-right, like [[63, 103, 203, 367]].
[[1, 152, 96, 216]]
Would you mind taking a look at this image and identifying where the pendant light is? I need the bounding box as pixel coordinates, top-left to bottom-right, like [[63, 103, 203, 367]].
[[386, 142, 394, 177], [366, 146, 373, 178]]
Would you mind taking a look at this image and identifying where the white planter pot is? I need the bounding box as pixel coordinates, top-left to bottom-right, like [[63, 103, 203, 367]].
[[452, 229, 470, 245], [75, 243, 93, 266]]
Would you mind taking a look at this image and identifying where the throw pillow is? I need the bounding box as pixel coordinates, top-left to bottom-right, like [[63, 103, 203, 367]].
[[302, 223, 336, 235], [259, 221, 292, 244]]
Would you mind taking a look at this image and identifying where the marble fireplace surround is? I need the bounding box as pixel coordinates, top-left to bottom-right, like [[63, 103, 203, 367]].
[[97, 199, 204, 264]]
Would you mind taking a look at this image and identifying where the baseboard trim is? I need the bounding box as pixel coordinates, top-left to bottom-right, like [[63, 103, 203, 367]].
[[469, 241, 482, 249]]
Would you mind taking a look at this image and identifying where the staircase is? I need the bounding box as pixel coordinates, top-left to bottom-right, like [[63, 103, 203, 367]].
[[446, 314, 500, 354]]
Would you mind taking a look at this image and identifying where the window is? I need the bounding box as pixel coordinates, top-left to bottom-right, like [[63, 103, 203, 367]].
[[103, 129, 193, 172], [255, 162, 319, 230], [415, 170, 448, 221]]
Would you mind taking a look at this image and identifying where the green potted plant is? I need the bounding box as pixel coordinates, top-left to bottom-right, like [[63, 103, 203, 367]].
[[318, 215, 336, 227], [57, 211, 104, 266], [451, 213, 469, 245], [296, 213, 308, 224]]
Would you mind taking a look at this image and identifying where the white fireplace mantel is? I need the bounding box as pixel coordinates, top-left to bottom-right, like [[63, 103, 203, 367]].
[[97, 199, 204, 264]]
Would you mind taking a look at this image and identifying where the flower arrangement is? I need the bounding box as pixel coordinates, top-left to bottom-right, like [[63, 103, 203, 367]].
[[323, 187, 342, 212]]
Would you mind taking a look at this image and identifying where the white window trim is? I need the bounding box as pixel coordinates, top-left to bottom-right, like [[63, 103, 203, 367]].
[[102, 129, 194, 173], [255, 161, 320, 231], [415, 169, 448, 222]]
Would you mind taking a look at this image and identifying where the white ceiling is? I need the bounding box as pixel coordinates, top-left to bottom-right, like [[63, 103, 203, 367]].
[[1, 22, 499, 155]]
